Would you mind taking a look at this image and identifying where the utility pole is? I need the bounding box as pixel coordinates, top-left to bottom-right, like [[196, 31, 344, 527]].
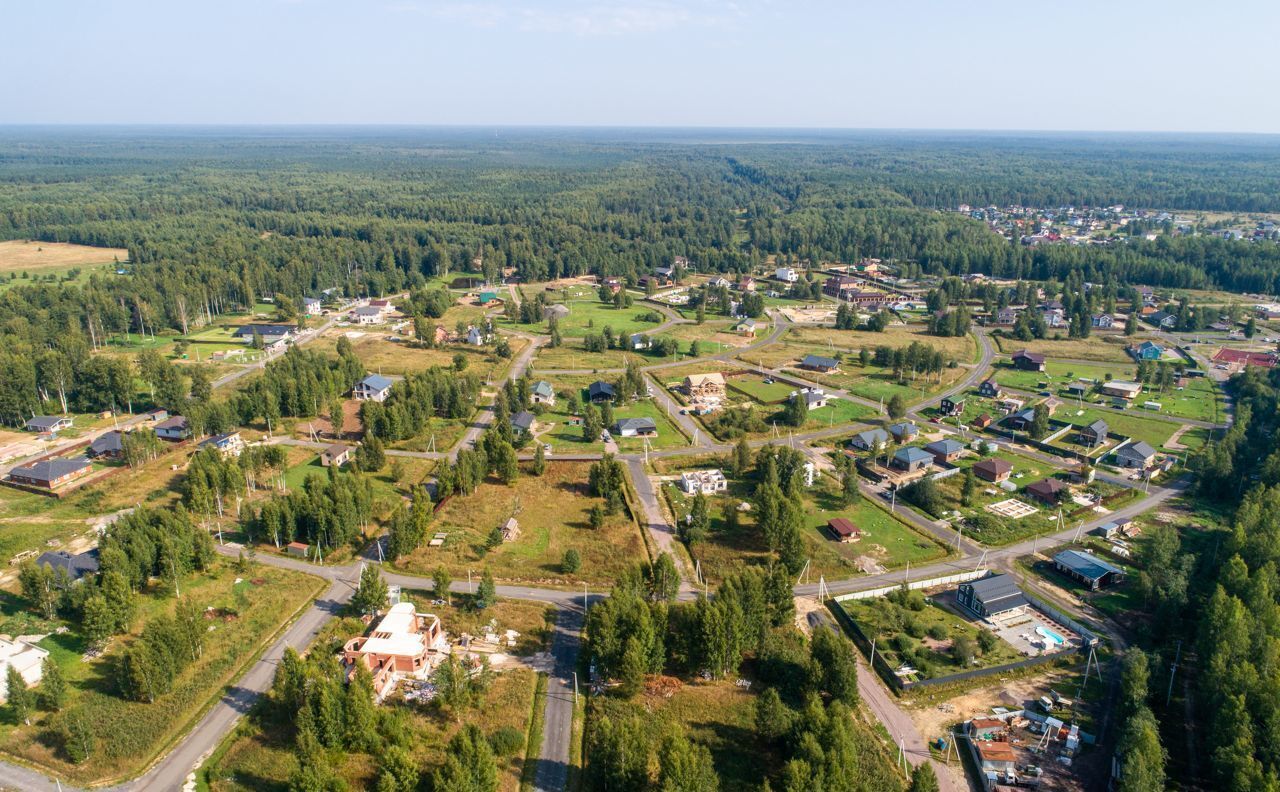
[[1166, 641, 1182, 706]]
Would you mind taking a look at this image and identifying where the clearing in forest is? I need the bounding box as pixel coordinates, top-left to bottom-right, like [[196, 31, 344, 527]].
[[0, 240, 130, 271]]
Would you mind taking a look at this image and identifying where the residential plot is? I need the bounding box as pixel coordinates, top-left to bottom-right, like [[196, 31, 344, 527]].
[[660, 461, 948, 582], [392, 462, 647, 587], [993, 358, 1226, 424], [207, 635, 539, 791], [531, 377, 689, 453], [501, 299, 660, 338], [991, 333, 1149, 363], [838, 594, 1024, 682], [737, 339, 971, 404], [1050, 406, 1180, 450], [0, 563, 324, 786], [784, 325, 976, 361]]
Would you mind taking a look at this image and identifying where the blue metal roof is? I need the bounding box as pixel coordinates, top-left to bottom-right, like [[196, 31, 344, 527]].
[[894, 446, 933, 465], [1054, 550, 1125, 582], [360, 374, 395, 391]]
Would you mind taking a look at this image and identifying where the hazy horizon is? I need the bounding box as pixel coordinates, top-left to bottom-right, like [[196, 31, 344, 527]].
[[3, 0, 1277, 133]]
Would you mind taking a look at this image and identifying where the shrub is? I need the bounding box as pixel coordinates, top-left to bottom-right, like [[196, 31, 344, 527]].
[[977, 629, 999, 654], [927, 624, 948, 640], [904, 617, 925, 638], [489, 726, 525, 757]]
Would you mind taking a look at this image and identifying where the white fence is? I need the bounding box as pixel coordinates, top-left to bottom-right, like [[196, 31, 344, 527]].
[[833, 567, 991, 602]]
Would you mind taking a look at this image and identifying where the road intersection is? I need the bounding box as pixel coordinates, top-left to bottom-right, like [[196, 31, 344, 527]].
[[0, 297, 1216, 791]]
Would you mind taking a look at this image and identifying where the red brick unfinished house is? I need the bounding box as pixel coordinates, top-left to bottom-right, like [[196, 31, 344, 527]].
[[342, 602, 448, 699]]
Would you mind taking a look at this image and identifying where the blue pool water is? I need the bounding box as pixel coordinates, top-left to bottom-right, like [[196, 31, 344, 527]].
[[1036, 625, 1066, 645]]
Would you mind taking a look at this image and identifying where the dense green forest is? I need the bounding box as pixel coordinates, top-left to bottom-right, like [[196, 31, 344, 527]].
[[2, 128, 1280, 422]]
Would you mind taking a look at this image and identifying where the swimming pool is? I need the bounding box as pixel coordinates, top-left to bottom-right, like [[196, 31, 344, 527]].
[[1036, 625, 1066, 646]]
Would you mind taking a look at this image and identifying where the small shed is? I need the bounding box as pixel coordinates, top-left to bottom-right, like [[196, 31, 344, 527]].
[[826, 518, 862, 543]]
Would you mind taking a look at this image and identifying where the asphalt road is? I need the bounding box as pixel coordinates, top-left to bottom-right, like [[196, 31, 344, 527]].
[[533, 605, 585, 792], [0, 297, 1218, 791]]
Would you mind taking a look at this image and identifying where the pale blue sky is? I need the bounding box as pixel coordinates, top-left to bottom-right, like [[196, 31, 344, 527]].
[[2, 0, 1277, 132]]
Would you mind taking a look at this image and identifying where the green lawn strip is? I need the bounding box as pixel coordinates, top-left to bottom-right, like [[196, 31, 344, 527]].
[[519, 674, 549, 792], [500, 300, 659, 338]]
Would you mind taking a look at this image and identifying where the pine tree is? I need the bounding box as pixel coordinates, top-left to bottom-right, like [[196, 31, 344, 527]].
[[887, 394, 906, 419], [432, 724, 498, 792], [733, 437, 752, 476], [357, 434, 386, 471], [961, 468, 976, 506], [532, 442, 546, 475], [562, 548, 581, 574], [840, 466, 860, 507]]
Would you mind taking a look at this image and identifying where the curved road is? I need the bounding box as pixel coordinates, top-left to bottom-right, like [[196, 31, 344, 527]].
[[0, 293, 1215, 791]]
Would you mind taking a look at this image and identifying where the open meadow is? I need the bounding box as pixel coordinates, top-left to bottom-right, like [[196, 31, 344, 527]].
[[392, 462, 647, 587]]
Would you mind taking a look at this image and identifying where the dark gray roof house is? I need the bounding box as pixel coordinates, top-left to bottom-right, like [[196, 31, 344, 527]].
[[8, 457, 92, 489], [891, 446, 933, 471], [849, 428, 890, 451], [614, 417, 657, 437], [511, 411, 535, 435], [958, 574, 1029, 619], [588, 381, 616, 402], [88, 430, 126, 458], [25, 415, 73, 433], [1054, 550, 1126, 590], [1115, 440, 1157, 468], [799, 354, 839, 372], [36, 549, 100, 582], [1079, 419, 1109, 447], [232, 323, 295, 341]]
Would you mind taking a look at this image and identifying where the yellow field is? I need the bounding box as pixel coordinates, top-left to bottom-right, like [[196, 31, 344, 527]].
[[992, 333, 1144, 363], [0, 240, 129, 271]]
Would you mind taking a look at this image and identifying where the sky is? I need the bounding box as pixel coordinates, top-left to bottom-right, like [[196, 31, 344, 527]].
[[2, 0, 1278, 132]]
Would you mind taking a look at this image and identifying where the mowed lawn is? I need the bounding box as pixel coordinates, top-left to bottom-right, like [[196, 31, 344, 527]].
[[993, 359, 1225, 424], [393, 462, 647, 587], [1051, 406, 1180, 449], [783, 325, 976, 361], [0, 488, 100, 571], [501, 300, 659, 338], [0, 563, 324, 785], [534, 377, 690, 453]]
